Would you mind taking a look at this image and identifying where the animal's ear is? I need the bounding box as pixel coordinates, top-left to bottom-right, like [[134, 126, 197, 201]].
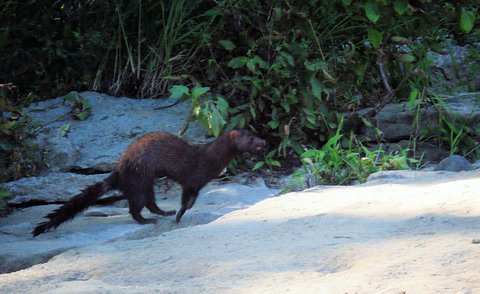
[[229, 130, 241, 141]]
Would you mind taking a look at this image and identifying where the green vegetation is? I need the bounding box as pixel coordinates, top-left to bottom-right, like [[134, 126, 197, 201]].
[[0, 186, 11, 213], [284, 119, 418, 191], [0, 1, 479, 186], [0, 85, 45, 183]]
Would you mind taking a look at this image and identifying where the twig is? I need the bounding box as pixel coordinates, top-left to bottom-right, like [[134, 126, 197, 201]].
[[377, 48, 392, 93], [33, 111, 72, 135], [153, 98, 184, 110], [363, 48, 396, 118]]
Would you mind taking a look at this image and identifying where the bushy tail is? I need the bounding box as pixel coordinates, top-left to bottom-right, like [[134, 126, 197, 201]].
[[32, 172, 118, 237]]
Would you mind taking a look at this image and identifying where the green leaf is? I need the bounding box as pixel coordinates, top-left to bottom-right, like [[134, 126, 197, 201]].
[[191, 87, 210, 100], [280, 101, 291, 112], [396, 54, 416, 63], [246, 60, 256, 73], [229, 114, 243, 129], [322, 69, 335, 82], [408, 88, 419, 111], [301, 149, 321, 158], [393, 0, 408, 15], [324, 134, 342, 149], [303, 108, 315, 116], [391, 36, 410, 44], [306, 114, 317, 125], [279, 51, 294, 66], [273, 7, 282, 22], [228, 56, 249, 69], [252, 161, 265, 171], [75, 110, 91, 121], [161, 75, 190, 80], [169, 85, 189, 99], [215, 95, 229, 114], [310, 76, 322, 100], [218, 39, 236, 51], [364, 2, 380, 23], [269, 160, 281, 168], [460, 8, 476, 34], [305, 59, 326, 71], [0, 121, 16, 135], [0, 187, 11, 199], [238, 116, 246, 128], [63, 91, 80, 102], [209, 114, 222, 137], [361, 117, 374, 128], [291, 141, 304, 155], [197, 115, 209, 130], [80, 98, 91, 110], [367, 28, 383, 48], [60, 123, 70, 137], [252, 56, 268, 69], [203, 8, 221, 17], [249, 104, 256, 119], [302, 157, 314, 166], [268, 120, 280, 129], [342, 0, 352, 6], [387, 157, 409, 170]]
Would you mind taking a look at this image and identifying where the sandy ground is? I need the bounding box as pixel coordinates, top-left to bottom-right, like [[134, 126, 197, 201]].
[[1, 170, 479, 293]]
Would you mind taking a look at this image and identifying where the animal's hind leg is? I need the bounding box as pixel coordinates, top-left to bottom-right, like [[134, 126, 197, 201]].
[[127, 192, 156, 224], [176, 187, 199, 223], [145, 187, 176, 216]]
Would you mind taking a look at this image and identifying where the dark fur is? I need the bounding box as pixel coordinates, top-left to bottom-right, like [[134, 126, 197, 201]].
[[32, 173, 118, 236], [32, 129, 265, 236]]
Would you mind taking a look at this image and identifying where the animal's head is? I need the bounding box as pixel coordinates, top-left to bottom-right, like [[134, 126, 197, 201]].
[[228, 129, 266, 153]]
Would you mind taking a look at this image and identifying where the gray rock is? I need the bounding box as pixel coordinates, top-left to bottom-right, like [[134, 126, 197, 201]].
[[429, 41, 480, 93], [366, 170, 412, 184], [367, 140, 446, 164], [434, 155, 473, 172], [278, 166, 321, 192], [0, 174, 279, 274], [3, 173, 111, 204], [366, 168, 480, 185], [361, 92, 480, 141], [1, 169, 480, 292], [42, 135, 79, 171], [375, 103, 437, 141], [473, 160, 480, 169], [25, 91, 207, 172]]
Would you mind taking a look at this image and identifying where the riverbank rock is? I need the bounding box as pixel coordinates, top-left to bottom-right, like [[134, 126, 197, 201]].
[[24, 91, 207, 172], [1, 169, 479, 292]]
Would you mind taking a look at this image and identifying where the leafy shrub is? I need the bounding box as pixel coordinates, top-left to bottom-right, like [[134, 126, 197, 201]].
[[0, 88, 45, 182], [1, 0, 478, 181], [288, 133, 417, 190], [0, 187, 12, 212], [168, 85, 229, 137], [285, 117, 416, 189], [199, 0, 478, 163]]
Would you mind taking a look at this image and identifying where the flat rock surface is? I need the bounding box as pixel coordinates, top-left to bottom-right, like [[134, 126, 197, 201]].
[[0, 176, 278, 274], [1, 169, 479, 293]]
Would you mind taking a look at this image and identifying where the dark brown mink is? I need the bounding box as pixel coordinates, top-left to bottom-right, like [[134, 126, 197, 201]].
[[32, 129, 266, 237]]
